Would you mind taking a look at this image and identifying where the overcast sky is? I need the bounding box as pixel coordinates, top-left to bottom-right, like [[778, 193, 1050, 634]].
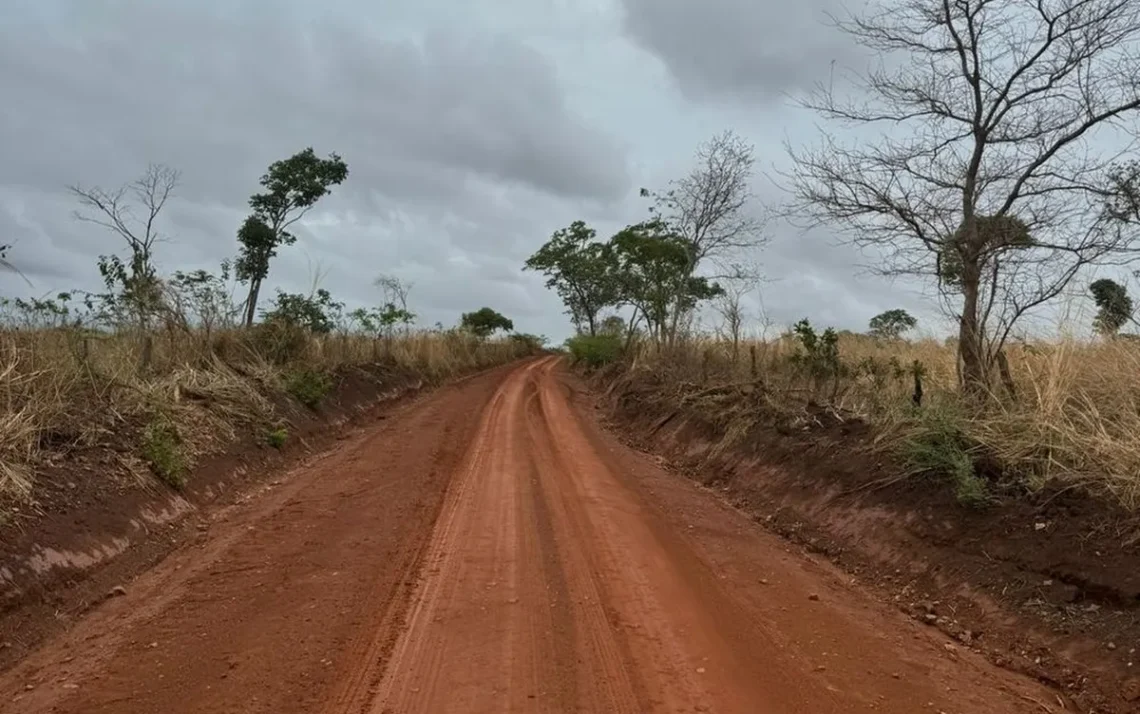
[[0, 0, 967, 340]]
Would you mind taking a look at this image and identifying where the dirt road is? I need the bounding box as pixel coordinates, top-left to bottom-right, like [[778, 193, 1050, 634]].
[[2, 357, 1061, 713]]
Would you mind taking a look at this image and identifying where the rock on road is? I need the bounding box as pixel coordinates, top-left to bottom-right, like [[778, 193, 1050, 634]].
[[3, 357, 1056, 713]]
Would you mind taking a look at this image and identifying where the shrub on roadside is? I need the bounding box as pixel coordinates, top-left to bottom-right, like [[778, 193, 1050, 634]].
[[285, 369, 333, 409], [266, 427, 288, 449], [566, 333, 623, 369], [897, 404, 989, 506]]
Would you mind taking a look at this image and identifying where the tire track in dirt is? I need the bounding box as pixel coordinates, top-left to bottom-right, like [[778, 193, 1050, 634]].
[[366, 358, 635, 713]]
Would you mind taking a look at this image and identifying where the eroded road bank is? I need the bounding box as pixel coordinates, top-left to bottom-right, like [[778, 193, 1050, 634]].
[[2, 357, 1061, 713]]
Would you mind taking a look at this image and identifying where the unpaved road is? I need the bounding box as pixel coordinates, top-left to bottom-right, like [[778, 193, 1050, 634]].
[[2, 357, 1061, 713]]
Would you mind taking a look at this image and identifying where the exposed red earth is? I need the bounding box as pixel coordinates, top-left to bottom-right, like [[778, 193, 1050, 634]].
[[2, 357, 1064, 712]]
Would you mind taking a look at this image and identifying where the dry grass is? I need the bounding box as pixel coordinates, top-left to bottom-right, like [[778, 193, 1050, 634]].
[[623, 332, 1140, 508], [0, 325, 534, 509]]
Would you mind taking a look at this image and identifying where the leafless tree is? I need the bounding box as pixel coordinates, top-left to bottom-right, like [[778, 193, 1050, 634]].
[[786, 0, 1140, 393], [375, 273, 412, 313], [644, 130, 768, 344], [70, 164, 179, 332], [713, 282, 749, 362]]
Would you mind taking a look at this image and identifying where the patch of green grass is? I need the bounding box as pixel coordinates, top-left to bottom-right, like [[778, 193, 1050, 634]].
[[266, 427, 288, 449], [285, 369, 333, 408], [141, 417, 187, 489], [899, 404, 989, 507]]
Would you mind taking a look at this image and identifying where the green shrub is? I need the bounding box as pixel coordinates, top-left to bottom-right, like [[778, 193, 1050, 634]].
[[285, 369, 333, 408], [266, 427, 288, 449], [141, 417, 187, 488], [565, 333, 623, 369], [788, 318, 843, 381], [899, 404, 988, 506]]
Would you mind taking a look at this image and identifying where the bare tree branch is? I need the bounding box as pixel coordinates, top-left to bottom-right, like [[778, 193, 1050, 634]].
[[70, 164, 180, 261], [645, 130, 769, 344]]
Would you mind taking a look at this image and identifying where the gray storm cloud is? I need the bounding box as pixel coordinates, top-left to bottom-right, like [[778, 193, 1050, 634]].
[[0, 0, 945, 339]]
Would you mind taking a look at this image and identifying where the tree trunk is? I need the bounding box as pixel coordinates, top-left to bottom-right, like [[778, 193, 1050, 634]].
[[996, 350, 1016, 400], [956, 230, 988, 395], [624, 312, 641, 353], [244, 279, 262, 327]]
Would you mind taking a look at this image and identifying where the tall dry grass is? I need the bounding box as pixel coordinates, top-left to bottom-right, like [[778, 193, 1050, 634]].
[[623, 332, 1140, 508], [0, 324, 535, 510]]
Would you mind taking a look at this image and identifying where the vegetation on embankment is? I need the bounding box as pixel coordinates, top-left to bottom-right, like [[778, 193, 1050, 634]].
[[573, 326, 1140, 511], [0, 320, 540, 518]]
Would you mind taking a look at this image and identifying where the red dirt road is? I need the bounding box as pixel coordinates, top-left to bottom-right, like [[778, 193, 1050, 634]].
[[2, 358, 1061, 713]]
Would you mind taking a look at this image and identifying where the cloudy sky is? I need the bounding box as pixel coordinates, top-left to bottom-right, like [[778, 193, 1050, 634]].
[[0, 0, 961, 340]]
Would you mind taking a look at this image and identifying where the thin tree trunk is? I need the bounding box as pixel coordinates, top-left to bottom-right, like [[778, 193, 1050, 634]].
[[244, 279, 262, 327], [996, 350, 1016, 400]]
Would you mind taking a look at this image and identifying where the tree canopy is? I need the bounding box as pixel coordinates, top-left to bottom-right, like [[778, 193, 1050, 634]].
[[868, 309, 918, 340], [611, 220, 722, 344], [1090, 278, 1134, 336], [524, 221, 619, 336], [460, 307, 514, 338]]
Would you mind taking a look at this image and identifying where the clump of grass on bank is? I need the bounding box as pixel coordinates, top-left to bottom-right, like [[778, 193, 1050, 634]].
[[266, 426, 288, 449], [141, 415, 186, 488], [611, 330, 1140, 509], [0, 320, 533, 509]]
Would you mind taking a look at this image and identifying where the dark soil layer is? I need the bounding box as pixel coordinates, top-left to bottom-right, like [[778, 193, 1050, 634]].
[[0, 364, 458, 671], [599, 371, 1140, 714]]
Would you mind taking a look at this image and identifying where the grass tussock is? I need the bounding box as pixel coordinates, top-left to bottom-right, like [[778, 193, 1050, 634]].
[[619, 331, 1140, 509], [0, 323, 534, 509]]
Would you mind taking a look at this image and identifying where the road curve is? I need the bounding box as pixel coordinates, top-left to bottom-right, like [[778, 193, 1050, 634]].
[[2, 357, 1058, 713]]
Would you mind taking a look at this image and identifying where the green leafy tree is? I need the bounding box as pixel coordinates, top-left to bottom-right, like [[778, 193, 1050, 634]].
[[524, 221, 619, 335], [262, 288, 344, 334], [610, 220, 722, 344], [460, 307, 514, 338], [237, 148, 349, 326], [868, 309, 918, 340], [1090, 278, 1134, 336], [349, 303, 416, 356]]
